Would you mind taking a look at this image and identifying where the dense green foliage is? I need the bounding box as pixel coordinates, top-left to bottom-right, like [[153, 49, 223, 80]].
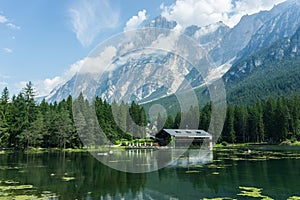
[[162, 95, 300, 144], [0, 84, 146, 149], [1, 81, 299, 149]]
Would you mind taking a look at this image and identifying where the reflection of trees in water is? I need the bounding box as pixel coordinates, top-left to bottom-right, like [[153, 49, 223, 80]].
[[1, 151, 300, 199], [0, 152, 147, 199]]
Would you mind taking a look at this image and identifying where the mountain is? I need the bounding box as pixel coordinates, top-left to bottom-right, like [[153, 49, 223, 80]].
[[142, 26, 300, 112], [45, 73, 98, 103], [184, 21, 230, 52], [45, 0, 300, 106], [224, 26, 300, 104], [236, 1, 300, 62], [46, 16, 228, 103], [210, 0, 298, 65]]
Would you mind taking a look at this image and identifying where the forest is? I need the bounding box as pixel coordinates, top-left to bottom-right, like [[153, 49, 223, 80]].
[[0, 82, 299, 149], [0, 82, 146, 149]]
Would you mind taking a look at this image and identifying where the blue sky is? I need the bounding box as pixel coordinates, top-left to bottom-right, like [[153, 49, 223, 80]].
[[0, 0, 286, 96]]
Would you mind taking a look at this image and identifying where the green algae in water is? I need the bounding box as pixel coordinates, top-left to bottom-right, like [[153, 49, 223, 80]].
[[202, 198, 236, 200], [238, 186, 274, 199], [0, 180, 57, 200], [185, 170, 200, 173], [62, 176, 75, 181], [0, 185, 33, 191], [288, 196, 300, 200]]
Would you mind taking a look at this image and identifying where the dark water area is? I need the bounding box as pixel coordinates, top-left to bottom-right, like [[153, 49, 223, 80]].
[[0, 147, 300, 199]]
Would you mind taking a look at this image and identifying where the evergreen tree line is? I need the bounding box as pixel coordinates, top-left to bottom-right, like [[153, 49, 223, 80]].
[[0, 83, 146, 149], [1, 82, 300, 149], [162, 96, 300, 144]]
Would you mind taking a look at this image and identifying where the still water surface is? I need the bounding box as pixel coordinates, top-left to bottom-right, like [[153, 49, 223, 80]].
[[0, 147, 300, 199]]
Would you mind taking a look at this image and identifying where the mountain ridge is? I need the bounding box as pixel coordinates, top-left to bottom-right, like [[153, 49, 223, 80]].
[[44, 0, 300, 106]]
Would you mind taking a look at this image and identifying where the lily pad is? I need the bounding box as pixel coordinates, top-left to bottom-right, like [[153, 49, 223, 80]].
[[62, 176, 75, 181], [288, 196, 300, 200], [185, 170, 200, 173], [0, 185, 33, 191], [238, 186, 273, 199], [202, 198, 236, 200]]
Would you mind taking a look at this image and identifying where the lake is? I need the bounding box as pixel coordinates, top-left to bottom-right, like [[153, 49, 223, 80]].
[[0, 147, 300, 199]]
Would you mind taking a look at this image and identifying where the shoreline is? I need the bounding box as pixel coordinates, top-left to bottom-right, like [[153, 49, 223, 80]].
[[1, 142, 300, 154]]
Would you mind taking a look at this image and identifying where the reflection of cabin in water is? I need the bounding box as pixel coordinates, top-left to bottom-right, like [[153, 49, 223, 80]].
[[155, 129, 212, 149]]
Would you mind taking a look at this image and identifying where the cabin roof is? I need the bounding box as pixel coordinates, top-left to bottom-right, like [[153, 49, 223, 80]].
[[160, 129, 212, 138]]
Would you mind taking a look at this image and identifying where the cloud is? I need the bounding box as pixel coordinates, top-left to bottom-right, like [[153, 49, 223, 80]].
[[80, 46, 117, 74], [161, 0, 287, 28], [124, 9, 147, 31], [15, 81, 28, 93], [6, 23, 20, 30], [0, 74, 10, 79], [35, 76, 63, 96], [69, 0, 120, 47], [3, 48, 13, 53], [34, 60, 83, 96], [34, 45, 117, 96], [0, 15, 8, 23], [0, 82, 8, 86]]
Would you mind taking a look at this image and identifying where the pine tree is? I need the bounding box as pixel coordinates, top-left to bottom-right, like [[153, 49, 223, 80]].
[[164, 115, 174, 129], [263, 98, 276, 142], [222, 106, 236, 143], [174, 112, 181, 129], [274, 98, 289, 142], [234, 106, 248, 143], [157, 113, 165, 131], [0, 111, 9, 148], [9, 93, 27, 148]]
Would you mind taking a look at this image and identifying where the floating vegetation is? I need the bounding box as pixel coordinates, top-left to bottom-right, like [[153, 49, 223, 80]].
[[0, 166, 20, 171], [0, 179, 57, 199], [62, 176, 76, 181], [238, 186, 274, 199], [0, 184, 33, 191], [288, 196, 300, 200], [207, 164, 225, 169], [202, 198, 236, 200], [185, 170, 200, 173], [0, 181, 19, 185], [214, 147, 300, 163]]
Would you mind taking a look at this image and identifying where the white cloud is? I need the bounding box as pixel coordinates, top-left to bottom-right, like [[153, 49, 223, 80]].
[[3, 48, 13, 53], [34, 45, 117, 96], [80, 46, 117, 74], [124, 9, 147, 31], [150, 30, 181, 51], [6, 23, 20, 30], [15, 81, 28, 93], [0, 74, 10, 79], [0, 82, 8, 86], [0, 15, 8, 23], [161, 0, 287, 28], [35, 76, 63, 96], [69, 0, 120, 47]]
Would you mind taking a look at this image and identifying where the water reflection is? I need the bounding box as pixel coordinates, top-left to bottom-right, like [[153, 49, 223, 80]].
[[0, 149, 300, 199], [92, 148, 213, 173]]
